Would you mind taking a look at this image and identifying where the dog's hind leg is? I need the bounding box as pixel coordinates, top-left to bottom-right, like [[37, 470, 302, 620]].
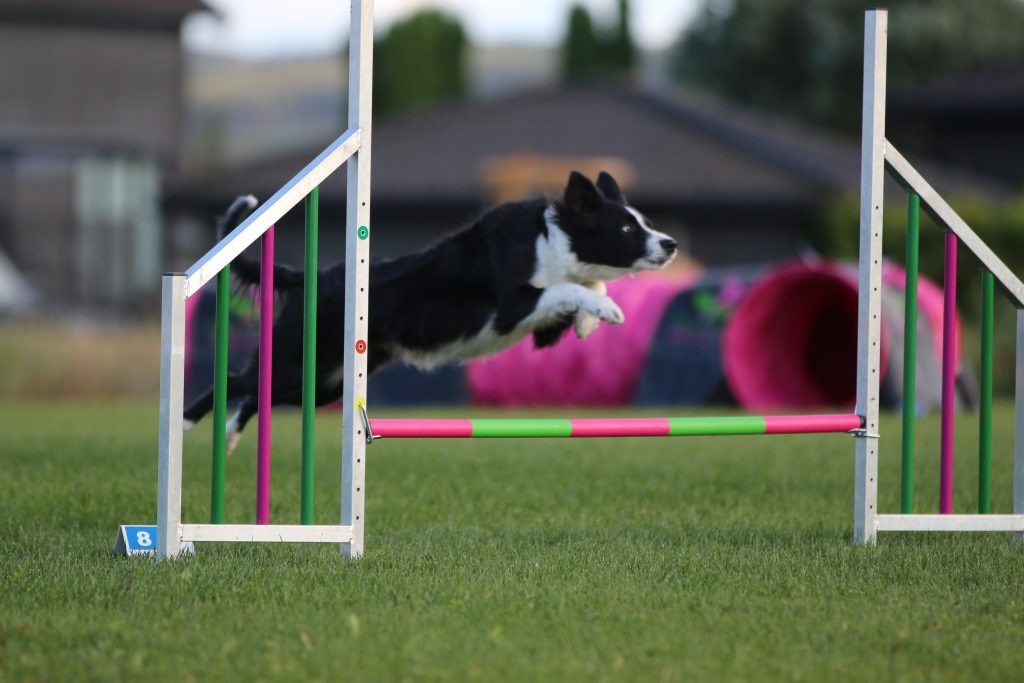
[[224, 396, 257, 456], [222, 375, 307, 455], [183, 388, 214, 431], [182, 369, 257, 430]]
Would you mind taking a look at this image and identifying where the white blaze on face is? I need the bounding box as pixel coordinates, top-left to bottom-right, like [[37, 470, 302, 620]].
[[625, 206, 677, 269], [535, 206, 633, 285], [531, 208, 577, 287], [535, 205, 677, 284]]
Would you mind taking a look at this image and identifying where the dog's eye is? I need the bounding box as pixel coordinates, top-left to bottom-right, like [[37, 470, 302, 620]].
[[622, 225, 634, 233]]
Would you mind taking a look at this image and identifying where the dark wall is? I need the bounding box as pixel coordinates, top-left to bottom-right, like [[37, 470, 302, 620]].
[[7, 156, 77, 300], [888, 110, 1024, 189], [0, 18, 186, 311], [172, 199, 814, 279], [0, 24, 183, 162]]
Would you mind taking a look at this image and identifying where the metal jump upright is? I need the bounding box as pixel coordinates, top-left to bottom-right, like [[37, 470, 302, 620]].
[[857, 9, 1024, 542], [156, 0, 373, 559]]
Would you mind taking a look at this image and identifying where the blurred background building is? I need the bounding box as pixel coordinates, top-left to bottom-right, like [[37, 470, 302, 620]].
[[5, 0, 1024, 314], [0, 0, 208, 312], [166, 84, 1004, 273]]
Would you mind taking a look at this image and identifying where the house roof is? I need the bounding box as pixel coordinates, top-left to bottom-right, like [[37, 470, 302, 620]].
[[890, 65, 1024, 116], [171, 86, 1008, 210], [0, 0, 210, 30]]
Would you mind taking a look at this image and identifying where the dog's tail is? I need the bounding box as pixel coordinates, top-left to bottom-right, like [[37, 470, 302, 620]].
[[218, 195, 305, 290]]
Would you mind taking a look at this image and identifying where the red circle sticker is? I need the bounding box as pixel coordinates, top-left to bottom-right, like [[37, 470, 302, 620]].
[[355, 339, 367, 354]]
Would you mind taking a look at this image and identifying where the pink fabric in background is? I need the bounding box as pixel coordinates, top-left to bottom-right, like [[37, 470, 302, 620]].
[[722, 262, 869, 409], [882, 261, 960, 368], [722, 260, 958, 410], [467, 273, 696, 406]]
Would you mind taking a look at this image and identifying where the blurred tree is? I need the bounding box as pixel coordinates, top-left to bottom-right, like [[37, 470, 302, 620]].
[[193, 109, 226, 171], [373, 10, 468, 117], [608, 0, 637, 76], [672, 0, 1024, 132], [562, 4, 604, 83], [562, 1, 637, 83]]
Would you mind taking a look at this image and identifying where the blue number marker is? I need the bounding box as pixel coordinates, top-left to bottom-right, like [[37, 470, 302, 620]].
[[114, 525, 194, 557], [125, 525, 157, 550]]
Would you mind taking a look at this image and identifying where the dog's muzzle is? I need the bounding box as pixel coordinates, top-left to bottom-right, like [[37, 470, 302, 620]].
[[645, 238, 678, 267]]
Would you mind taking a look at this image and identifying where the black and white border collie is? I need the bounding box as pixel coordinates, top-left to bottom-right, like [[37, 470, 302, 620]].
[[183, 171, 677, 452]]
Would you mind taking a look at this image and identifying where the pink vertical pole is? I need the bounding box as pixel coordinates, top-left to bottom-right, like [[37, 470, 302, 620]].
[[256, 226, 274, 524], [939, 232, 957, 514]]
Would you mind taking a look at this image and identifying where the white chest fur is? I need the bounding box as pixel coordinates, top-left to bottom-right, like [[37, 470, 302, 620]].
[[531, 208, 632, 286]]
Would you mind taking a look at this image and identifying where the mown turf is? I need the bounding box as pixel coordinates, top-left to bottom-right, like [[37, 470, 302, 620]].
[[2, 400, 1023, 682]]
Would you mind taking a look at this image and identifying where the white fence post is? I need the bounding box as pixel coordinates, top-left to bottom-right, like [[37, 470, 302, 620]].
[[157, 273, 186, 560], [854, 9, 887, 545], [341, 0, 374, 559], [1015, 311, 1024, 540]]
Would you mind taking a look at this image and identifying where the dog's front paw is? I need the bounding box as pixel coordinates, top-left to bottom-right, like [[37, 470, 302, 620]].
[[588, 296, 624, 325], [574, 312, 600, 339]]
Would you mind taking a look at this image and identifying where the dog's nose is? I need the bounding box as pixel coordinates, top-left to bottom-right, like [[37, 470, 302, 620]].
[[660, 238, 678, 253]]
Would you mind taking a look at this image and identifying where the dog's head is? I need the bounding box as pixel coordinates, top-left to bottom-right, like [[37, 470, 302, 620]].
[[549, 171, 677, 281]]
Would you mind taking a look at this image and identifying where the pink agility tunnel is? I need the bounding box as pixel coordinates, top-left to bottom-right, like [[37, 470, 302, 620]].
[[722, 261, 957, 409], [466, 259, 958, 410]]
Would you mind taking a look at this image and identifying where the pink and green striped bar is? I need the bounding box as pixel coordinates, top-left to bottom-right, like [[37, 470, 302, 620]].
[[369, 413, 863, 439]]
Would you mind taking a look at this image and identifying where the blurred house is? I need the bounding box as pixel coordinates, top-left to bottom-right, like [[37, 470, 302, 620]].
[[167, 86, 1004, 273], [185, 54, 347, 168], [0, 246, 34, 313], [0, 0, 207, 311], [181, 45, 558, 168], [889, 66, 1024, 189]]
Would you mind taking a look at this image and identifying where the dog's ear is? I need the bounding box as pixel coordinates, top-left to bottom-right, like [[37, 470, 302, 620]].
[[564, 171, 602, 214], [596, 171, 626, 203]]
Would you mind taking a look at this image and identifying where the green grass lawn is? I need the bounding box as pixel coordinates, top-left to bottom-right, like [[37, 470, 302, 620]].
[[2, 400, 1023, 682]]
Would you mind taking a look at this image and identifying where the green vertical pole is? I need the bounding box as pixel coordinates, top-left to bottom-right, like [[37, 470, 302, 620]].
[[211, 266, 229, 524], [300, 187, 319, 524], [979, 270, 994, 513], [901, 192, 920, 514]]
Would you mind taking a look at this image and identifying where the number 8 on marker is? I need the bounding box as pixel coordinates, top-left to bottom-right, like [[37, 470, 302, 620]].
[[136, 531, 152, 547]]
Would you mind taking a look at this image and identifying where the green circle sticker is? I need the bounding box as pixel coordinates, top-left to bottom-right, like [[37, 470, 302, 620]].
[[357, 225, 369, 240]]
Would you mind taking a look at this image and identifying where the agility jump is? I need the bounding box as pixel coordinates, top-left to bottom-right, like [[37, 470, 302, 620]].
[[151, 6, 1024, 559], [365, 415, 863, 439]]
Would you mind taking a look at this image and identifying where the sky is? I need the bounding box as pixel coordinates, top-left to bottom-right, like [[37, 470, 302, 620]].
[[184, 0, 702, 59]]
